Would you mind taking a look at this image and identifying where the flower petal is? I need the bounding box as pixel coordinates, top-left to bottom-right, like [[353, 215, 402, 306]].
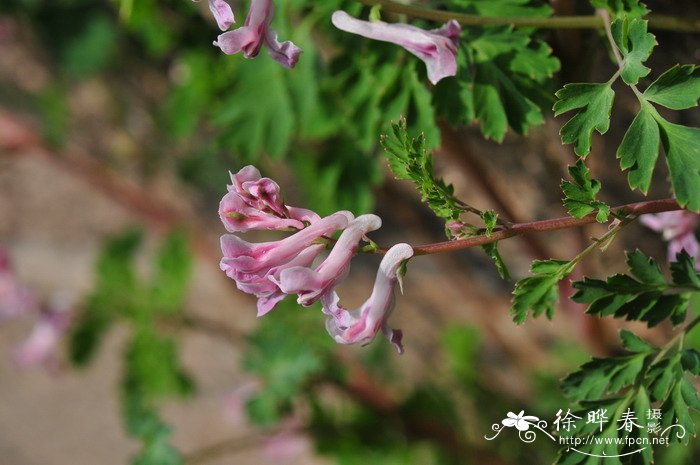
[[330, 11, 459, 85]]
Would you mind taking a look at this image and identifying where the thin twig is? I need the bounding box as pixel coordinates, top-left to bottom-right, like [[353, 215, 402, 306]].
[[356, 0, 700, 33], [377, 198, 681, 256]]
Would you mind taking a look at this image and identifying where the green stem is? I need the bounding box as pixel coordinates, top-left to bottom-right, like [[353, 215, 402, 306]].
[[355, 0, 700, 33]]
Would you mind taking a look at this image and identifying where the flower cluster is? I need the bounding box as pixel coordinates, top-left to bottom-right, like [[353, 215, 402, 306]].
[[641, 211, 700, 269], [219, 166, 413, 353], [196, 1, 460, 83], [196, 0, 302, 68]]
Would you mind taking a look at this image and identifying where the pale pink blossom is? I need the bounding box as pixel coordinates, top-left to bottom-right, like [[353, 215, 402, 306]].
[[323, 243, 414, 354], [12, 293, 73, 369], [220, 165, 319, 232], [0, 249, 37, 320], [331, 11, 460, 85], [214, 0, 302, 68], [223, 380, 260, 426], [640, 211, 699, 267], [220, 212, 352, 314], [194, 0, 235, 31], [263, 427, 312, 463], [275, 214, 382, 307]]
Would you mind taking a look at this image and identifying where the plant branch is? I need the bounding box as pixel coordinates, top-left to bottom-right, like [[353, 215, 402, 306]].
[[378, 198, 681, 256], [355, 0, 700, 33]]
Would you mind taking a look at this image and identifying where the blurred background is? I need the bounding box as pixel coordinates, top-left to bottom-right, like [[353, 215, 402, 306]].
[[0, 0, 699, 464]]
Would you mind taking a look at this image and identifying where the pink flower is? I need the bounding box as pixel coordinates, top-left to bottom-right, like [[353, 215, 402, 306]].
[[12, 293, 73, 369], [214, 0, 302, 68], [220, 165, 319, 232], [331, 11, 460, 85], [640, 211, 699, 267], [323, 243, 414, 354], [0, 248, 37, 320], [275, 214, 382, 307], [195, 0, 236, 31], [220, 212, 352, 315]]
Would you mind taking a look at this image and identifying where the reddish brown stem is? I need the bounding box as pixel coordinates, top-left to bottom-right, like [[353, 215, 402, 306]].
[[384, 198, 681, 256]]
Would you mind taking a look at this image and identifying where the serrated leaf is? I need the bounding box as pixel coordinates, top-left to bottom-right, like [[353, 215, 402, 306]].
[[619, 329, 657, 353], [561, 354, 646, 402], [481, 242, 511, 280], [626, 249, 666, 285], [611, 18, 656, 85], [511, 259, 573, 323], [616, 105, 660, 194], [572, 250, 699, 327], [554, 83, 615, 157], [481, 210, 498, 236], [657, 120, 700, 212], [561, 159, 610, 221], [472, 54, 545, 141], [670, 250, 700, 288], [381, 118, 463, 222], [644, 64, 700, 110]]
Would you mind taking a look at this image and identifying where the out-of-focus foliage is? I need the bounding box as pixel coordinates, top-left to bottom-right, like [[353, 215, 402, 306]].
[[436, 0, 560, 141], [69, 229, 193, 465]]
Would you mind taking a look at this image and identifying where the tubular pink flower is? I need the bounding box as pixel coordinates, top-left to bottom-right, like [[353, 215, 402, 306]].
[[323, 243, 414, 354], [214, 0, 302, 68], [220, 165, 320, 232], [219, 192, 303, 232], [275, 214, 382, 306], [194, 0, 235, 31], [220, 211, 352, 274], [220, 212, 352, 314], [331, 11, 460, 85], [0, 249, 37, 320], [640, 211, 699, 267]]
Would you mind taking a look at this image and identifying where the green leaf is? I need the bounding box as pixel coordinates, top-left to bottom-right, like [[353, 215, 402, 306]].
[[61, 14, 118, 77], [554, 83, 615, 157], [611, 18, 656, 85], [616, 105, 660, 194], [436, 27, 559, 141], [511, 259, 573, 323], [151, 231, 192, 314], [619, 329, 656, 353], [69, 302, 114, 366], [626, 249, 667, 285], [590, 0, 649, 19], [125, 329, 194, 400], [670, 250, 700, 288], [213, 57, 294, 159], [644, 64, 700, 110], [561, 159, 610, 221], [481, 242, 511, 280], [444, 0, 552, 18], [561, 354, 647, 402], [657, 120, 700, 212], [572, 250, 699, 327], [381, 118, 463, 222], [481, 210, 498, 236]]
